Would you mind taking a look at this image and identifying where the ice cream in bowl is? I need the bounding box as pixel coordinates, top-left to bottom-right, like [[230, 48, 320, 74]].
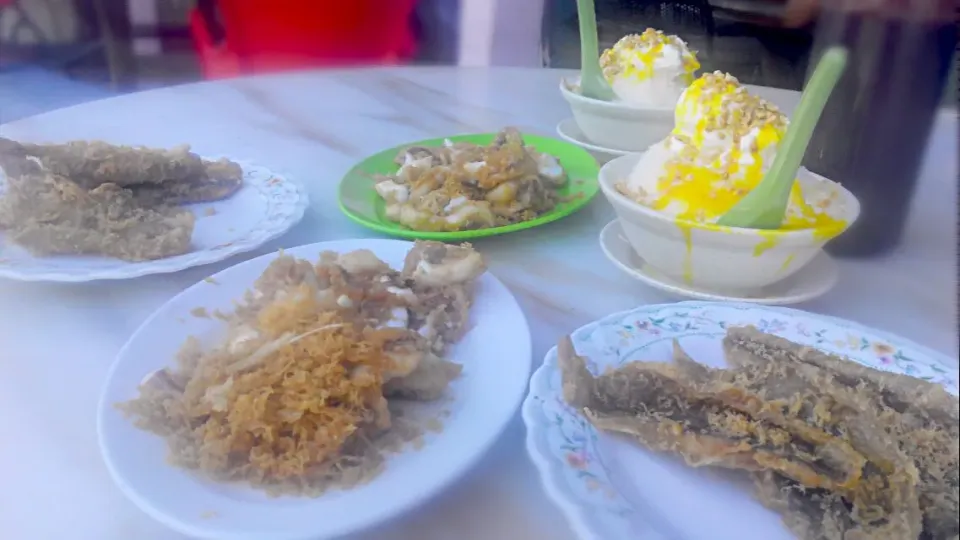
[[598, 71, 860, 292], [561, 28, 701, 152]]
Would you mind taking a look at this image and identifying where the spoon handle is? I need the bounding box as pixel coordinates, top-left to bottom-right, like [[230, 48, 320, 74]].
[[717, 47, 848, 229], [577, 0, 601, 66], [766, 47, 849, 204], [576, 0, 614, 100]]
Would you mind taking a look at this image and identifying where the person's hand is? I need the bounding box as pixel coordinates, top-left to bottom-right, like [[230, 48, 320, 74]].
[[782, 0, 819, 27]]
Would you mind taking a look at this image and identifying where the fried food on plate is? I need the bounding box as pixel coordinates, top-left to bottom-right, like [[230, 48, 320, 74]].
[[724, 326, 959, 437], [1, 137, 243, 200], [373, 127, 568, 232], [0, 137, 243, 203], [725, 327, 959, 539], [559, 336, 921, 536], [119, 241, 485, 495], [559, 326, 957, 539], [0, 157, 194, 261], [0, 137, 245, 261]]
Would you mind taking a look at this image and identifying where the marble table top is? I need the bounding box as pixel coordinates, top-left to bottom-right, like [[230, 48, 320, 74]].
[[0, 67, 956, 540]]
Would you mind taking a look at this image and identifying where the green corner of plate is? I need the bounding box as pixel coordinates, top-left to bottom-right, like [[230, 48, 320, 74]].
[[337, 133, 601, 240]]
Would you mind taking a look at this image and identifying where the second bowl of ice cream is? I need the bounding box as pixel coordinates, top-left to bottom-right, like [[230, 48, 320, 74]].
[[598, 72, 860, 292], [561, 29, 700, 152]]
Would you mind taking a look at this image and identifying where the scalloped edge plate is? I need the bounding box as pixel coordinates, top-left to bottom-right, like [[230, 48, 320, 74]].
[[522, 301, 958, 540]]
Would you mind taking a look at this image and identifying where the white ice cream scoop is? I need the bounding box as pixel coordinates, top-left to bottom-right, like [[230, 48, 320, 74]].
[[600, 29, 700, 109]]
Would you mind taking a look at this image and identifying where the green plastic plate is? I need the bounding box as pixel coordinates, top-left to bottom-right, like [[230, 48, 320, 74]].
[[337, 133, 601, 240]]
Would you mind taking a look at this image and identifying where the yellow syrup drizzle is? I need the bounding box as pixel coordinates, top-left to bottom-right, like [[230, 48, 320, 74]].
[[753, 230, 779, 256], [812, 223, 844, 241], [653, 72, 847, 231], [779, 254, 796, 273], [635, 41, 664, 81], [650, 168, 841, 230]]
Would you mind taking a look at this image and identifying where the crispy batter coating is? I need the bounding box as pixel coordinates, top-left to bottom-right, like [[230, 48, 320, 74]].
[[119, 243, 481, 495], [0, 138, 245, 260], [725, 327, 959, 539], [558, 325, 959, 539], [0, 158, 194, 260]]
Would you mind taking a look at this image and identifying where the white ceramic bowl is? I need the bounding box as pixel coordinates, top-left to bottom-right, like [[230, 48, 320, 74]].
[[559, 77, 674, 152], [598, 153, 860, 292]]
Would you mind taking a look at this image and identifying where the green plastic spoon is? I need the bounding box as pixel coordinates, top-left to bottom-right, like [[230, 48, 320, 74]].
[[576, 0, 615, 101], [717, 47, 848, 229]]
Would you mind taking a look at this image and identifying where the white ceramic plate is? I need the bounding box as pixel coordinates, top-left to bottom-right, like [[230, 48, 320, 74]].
[[0, 159, 308, 282], [98, 239, 532, 540], [523, 301, 959, 540], [599, 220, 839, 305], [555, 118, 632, 164]]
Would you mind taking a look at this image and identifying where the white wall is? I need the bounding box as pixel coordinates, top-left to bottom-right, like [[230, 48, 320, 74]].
[[459, 0, 545, 67]]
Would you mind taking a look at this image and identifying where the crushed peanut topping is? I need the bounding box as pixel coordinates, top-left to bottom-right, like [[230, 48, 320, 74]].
[[600, 28, 700, 82]]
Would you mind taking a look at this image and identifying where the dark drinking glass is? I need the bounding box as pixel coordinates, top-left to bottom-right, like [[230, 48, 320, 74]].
[[802, 0, 956, 257]]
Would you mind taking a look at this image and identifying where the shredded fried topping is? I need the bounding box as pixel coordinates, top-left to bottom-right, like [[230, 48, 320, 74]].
[[118, 242, 485, 495]]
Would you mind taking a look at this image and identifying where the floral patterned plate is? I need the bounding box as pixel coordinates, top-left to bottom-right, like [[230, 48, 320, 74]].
[[522, 301, 958, 540]]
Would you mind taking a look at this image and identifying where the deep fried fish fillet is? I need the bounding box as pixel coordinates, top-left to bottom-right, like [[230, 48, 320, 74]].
[[558, 337, 870, 493], [128, 159, 244, 206], [30, 139, 204, 188], [753, 471, 885, 540], [900, 428, 960, 540], [1, 138, 205, 188], [724, 326, 959, 436], [561, 336, 921, 538], [670, 345, 922, 527], [1, 138, 243, 204], [0, 158, 194, 260], [724, 327, 958, 540], [560, 336, 923, 539]]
